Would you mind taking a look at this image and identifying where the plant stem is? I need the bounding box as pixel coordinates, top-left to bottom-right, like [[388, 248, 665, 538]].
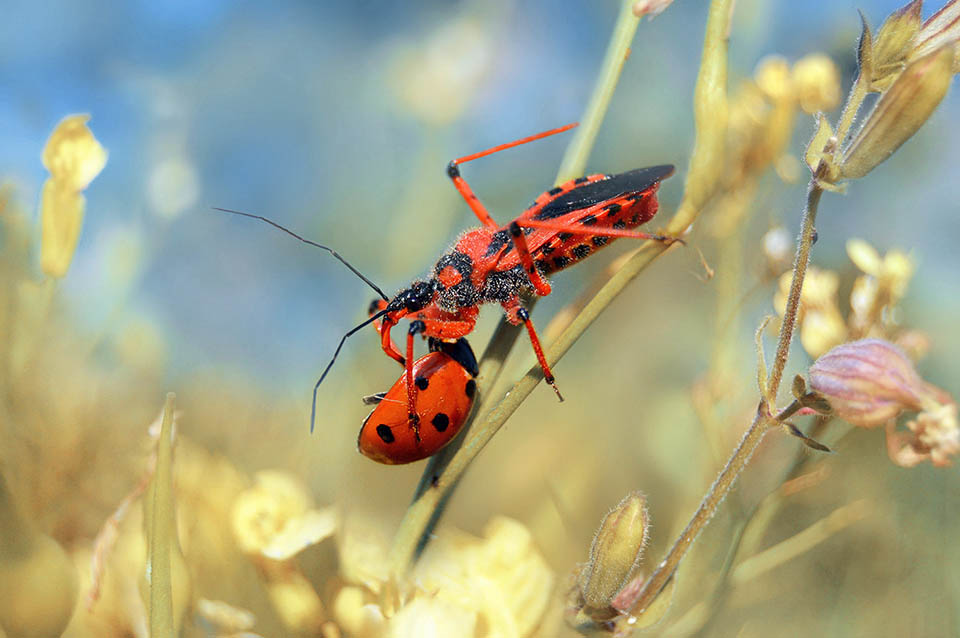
[[555, 0, 644, 183], [623, 172, 826, 618], [148, 393, 176, 638], [625, 405, 769, 616], [767, 179, 824, 398]]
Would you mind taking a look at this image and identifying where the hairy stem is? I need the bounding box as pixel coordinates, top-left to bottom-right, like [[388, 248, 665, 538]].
[[624, 172, 826, 618]]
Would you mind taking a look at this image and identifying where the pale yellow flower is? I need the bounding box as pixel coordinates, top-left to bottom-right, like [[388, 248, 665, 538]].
[[792, 53, 842, 114], [40, 115, 107, 278], [231, 470, 336, 560]]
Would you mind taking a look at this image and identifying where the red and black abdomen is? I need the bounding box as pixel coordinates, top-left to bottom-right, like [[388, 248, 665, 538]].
[[517, 165, 674, 275]]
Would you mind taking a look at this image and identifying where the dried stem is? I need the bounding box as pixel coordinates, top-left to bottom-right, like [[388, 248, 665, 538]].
[[624, 172, 826, 618]]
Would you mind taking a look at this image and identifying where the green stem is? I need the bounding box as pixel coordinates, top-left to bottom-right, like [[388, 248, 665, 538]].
[[148, 393, 176, 638], [555, 0, 644, 182]]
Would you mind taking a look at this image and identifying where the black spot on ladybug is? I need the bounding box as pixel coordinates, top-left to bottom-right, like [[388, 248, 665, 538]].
[[604, 203, 622, 214], [574, 176, 589, 184], [580, 214, 597, 226], [415, 376, 429, 390], [613, 220, 627, 230], [630, 214, 640, 225], [376, 424, 395, 444], [547, 186, 563, 196], [541, 243, 555, 255], [431, 413, 450, 432], [535, 259, 552, 274], [558, 232, 574, 241], [572, 244, 591, 259], [592, 236, 610, 247], [465, 379, 477, 398], [553, 256, 571, 270]]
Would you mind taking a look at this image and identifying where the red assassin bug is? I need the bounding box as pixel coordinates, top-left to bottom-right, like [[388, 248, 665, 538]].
[[312, 123, 677, 437], [217, 123, 677, 437], [358, 323, 479, 465]]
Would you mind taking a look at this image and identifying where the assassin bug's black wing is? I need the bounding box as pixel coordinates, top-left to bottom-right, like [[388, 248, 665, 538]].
[[495, 165, 675, 273], [526, 165, 675, 222]]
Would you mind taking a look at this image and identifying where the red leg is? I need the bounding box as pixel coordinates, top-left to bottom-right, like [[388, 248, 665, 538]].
[[502, 298, 563, 402], [447, 122, 579, 229], [509, 221, 552, 296], [379, 316, 406, 367], [517, 218, 684, 244], [405, 322, 425, 442]]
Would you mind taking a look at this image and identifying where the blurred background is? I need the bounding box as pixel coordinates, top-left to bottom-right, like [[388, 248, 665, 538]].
[[1, 0, 958, 636]]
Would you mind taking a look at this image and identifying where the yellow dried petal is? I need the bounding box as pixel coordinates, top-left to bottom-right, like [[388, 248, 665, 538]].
[[42, 114, 107, 192], [332, 586, 384, 637], [841, 45, 956, 179], [882, 249, 915, 299], [195, 598, 256, 633], [40, 179, 85, 278], [871, 0, 923, 91], [385, 597, 477, 638], [231, 471, 317, 557], [754, 56, 792, 101], [804, 114, 835, 174], [800, 310, 848, 359], [266, 573, 325, 634], [792, 53, 842, 114], [846, 238, 883, 275], [261, 506, 337, 561]]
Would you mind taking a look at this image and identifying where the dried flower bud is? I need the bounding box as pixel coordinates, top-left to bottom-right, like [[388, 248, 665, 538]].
[[579, 492, 649, 610], [808, 339, 930, 428], [633, 0, 674, 18], [792, 53, 842, 113], [840, 45, 955, 179], [912, 0, 960, 64], [870, 0, 924, 91], [888, 402, 960, 467]]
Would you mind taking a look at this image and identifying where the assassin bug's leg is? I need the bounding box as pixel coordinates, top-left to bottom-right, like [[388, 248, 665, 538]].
[[447, 123, 579, 229], [405, 321, 426, 441], [369, 298, 403, 358], [379, 316, 407, 367], [503, 299, 563, 402], [517, 218, 685, 245], [509, 221, 552, 296]]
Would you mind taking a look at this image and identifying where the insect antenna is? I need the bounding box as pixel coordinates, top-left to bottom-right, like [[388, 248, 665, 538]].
[[311, 308, 391, 433], [213, 207, 389, 301]]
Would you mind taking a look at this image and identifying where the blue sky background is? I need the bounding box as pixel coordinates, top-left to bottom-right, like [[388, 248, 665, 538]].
[[2, 0, 957, 398]]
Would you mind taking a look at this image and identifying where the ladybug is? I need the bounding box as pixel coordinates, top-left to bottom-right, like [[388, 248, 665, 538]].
[[358, 336, 479, 464]]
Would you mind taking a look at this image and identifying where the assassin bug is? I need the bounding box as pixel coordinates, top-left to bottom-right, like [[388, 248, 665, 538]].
[[314, 123, 676, 435], [218, 123, 677, 436], [359, 328, 479, 465]]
